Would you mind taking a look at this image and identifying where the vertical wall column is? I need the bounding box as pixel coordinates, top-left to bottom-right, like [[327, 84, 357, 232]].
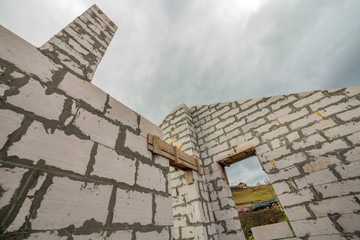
[[161, 104, 225, 240], [191, 103, 246, 240]]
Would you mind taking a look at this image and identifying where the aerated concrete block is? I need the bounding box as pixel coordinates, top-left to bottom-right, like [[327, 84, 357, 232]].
[[155, 195, 173, 226], [136, 228, 169, 240], [293, 92, 324, 108], [251, 222, 294, 240], [181, 226, 207, 240], [337, 108, 360, 121], [0, 109, 23, 148], [6, 174, 47, 232], [0, 166, 28, 209], [323, 121, 360, 140], [25, 232, 67, 240], [283, 205, 312, 221], [73, 108, 119, 148], [336, 213, 360, 233], [105, 96, 138, 130], [0, 26, 59, 83], [270, 96, 297, 110], [92, 144, 136, 184], [113, 189, 152, 225], [124, 130, 152, 160], [309, 195, 360, 217], [291, 217, 339, 237], [277, 188, 314, 207], [302, 156, 341, 173], [335, 161, 360, 179], [301, 119, 337, 136], [8, 121, 93, 175], [7, 79, 66, 121], [137, 162, 166, 193], [58, 72, 107, 111], [30, 177, 112, 230], [314, 179, 360, 198]]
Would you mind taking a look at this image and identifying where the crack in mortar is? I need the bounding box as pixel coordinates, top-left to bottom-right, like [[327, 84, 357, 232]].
[[151, 193, 156, 225], [58, 98, 74, 126], [105, 185, 117, 228], [327, 213, 344, 233], [0, 116, 34, 160], [102, 94, 110, 115], [85, 142, 98, 178]]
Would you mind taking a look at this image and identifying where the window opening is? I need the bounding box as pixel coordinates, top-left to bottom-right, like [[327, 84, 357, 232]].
[[217, 150, 293, 240]]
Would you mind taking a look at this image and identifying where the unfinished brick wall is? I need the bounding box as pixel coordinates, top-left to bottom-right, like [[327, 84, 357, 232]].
[[161, 87, 360, 239], [2, 4, 359, 240], [161, 105, 244, 240], [0, 5, 173, 239]]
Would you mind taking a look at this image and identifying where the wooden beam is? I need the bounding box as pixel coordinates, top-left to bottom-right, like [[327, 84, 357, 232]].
[[216, 147, 257, 185], [195, 158, 202, 176], [152, 135, 162, 155], [147, 134, 200, 173], [217, 162, 229, 184]]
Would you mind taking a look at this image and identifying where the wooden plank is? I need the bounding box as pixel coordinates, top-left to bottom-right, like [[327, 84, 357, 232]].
[[255, 151, 266, 172], [147, 145, 197, 170], [217, 162, 229, 184], [178, 151, 198, 168], [223, 166, 229, 184], [148, 134, 173, 155], [195, 158, 202, 176], [153, 135, 162, 155], [147, 143, 198, 171], [185, 170, 194, 184], [219, 163, 229, 184], [174, 147, 180, 166], [220, 158, 231, 167], [147, 134, 199, 172], [227, 147, 255, 164], [148, 135, 198, 169]]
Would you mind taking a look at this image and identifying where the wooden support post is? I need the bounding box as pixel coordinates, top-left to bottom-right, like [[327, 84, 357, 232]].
[[185, 170, 194, 184], [217, 162, 229, 184], [153, 135, 162, 155], [174, 146, 180, 166], [195, 158, 202, 176]]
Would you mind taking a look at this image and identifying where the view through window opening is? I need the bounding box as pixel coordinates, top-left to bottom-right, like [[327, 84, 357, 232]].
[[218, 149, 293, 240]]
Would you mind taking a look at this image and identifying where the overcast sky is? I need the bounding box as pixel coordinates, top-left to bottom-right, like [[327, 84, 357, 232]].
[[225, 156, 269, 186], [1, 0, 359, 186]]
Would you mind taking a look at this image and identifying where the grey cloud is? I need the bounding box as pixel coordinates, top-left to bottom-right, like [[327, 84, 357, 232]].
[[101, 0, 360, 125], [225, 156, 268, 186]]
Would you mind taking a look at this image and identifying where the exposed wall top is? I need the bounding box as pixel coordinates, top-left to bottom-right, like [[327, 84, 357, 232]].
[[40, 4, 117, 82]]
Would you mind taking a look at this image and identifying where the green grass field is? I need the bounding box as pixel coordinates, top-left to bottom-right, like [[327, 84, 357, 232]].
[[231, 185, 277, 209], [232, 185, 292, 239]]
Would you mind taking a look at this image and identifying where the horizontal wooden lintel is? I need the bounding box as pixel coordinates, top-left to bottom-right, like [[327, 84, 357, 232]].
[[147, 134, 201, 176]]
